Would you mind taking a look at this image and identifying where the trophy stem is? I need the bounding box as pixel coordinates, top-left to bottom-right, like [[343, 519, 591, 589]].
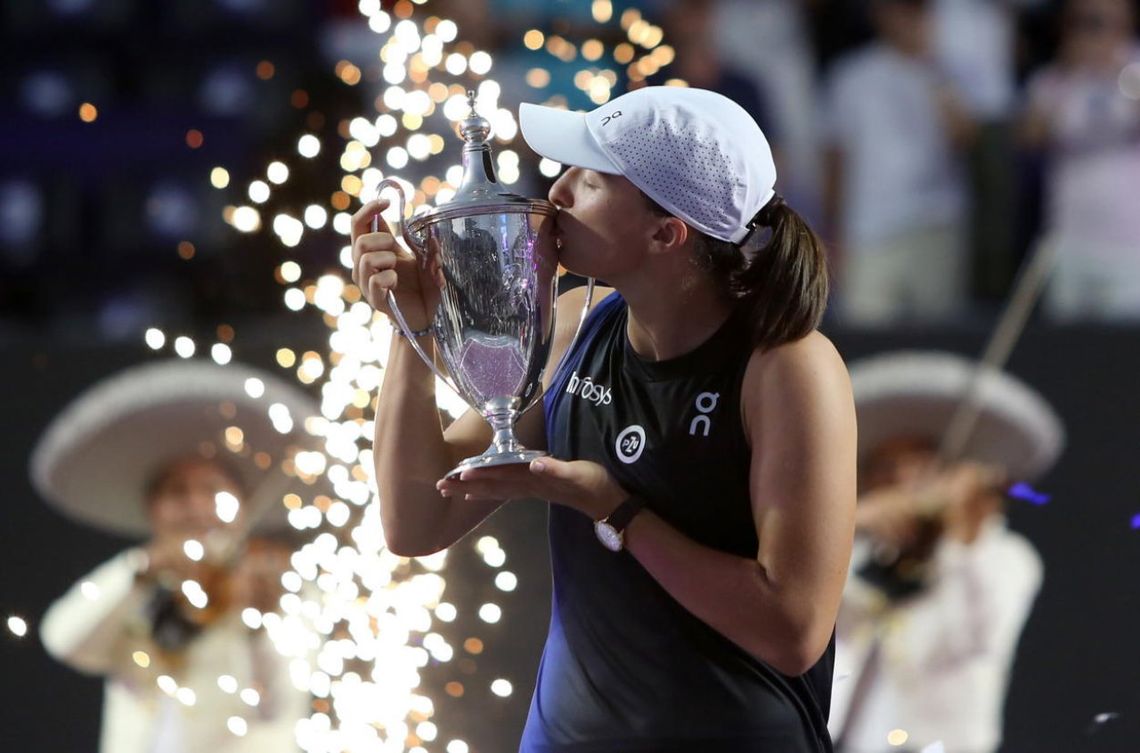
[[444, 403, 545, 479], [487, 411, 523, 455]]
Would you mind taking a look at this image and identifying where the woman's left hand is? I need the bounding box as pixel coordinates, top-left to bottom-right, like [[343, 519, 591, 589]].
[[436, 458, 627, 520]]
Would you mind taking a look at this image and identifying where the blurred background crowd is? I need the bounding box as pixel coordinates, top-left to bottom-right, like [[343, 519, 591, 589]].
[[2, 0, 1138, 344]]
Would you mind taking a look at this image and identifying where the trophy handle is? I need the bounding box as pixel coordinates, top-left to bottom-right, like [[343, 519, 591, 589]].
[[372, 181, 464, 396], [383, 290, 464, 397], [519, 276, 596, 418]]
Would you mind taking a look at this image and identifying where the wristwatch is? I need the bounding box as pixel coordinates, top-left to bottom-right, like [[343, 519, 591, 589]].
[[594, 495, 646, 552]]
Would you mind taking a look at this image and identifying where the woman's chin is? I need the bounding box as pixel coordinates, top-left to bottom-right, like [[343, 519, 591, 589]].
[[558, 260, 588, 280]]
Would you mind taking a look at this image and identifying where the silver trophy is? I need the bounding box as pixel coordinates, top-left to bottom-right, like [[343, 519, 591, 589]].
[[374, 92, 594, 478]]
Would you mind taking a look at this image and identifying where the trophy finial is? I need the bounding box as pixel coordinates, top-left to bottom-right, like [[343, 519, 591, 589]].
[[459, 90, 492, 146], [455, 91, 497, 195]]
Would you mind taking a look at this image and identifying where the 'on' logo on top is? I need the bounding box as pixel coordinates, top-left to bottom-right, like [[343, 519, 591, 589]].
[[689, 392, 719, 437]]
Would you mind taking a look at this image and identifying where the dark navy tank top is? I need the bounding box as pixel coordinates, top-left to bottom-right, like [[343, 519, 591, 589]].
[[520, 291, 834, 753]]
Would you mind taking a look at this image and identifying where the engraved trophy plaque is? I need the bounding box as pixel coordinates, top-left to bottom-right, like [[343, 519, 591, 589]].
[[374, 93, 594, 478]]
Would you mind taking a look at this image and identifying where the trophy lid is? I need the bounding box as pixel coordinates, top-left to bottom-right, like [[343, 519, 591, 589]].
[[408, 91, 555, 230]]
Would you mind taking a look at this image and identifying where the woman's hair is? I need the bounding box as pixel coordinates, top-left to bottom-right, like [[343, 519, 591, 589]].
[[644, 193, 830, 351]]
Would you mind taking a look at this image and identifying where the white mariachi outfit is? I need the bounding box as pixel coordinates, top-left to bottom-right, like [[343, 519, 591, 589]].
[[829, 519, 1043, 753], [41, 549, 307, 753]]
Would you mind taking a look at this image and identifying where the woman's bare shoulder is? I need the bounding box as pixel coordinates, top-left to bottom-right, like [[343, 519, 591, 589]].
[[749, 330, 846, 376], [553, 283, 615, 340], [557, 282, 616, 312], [543, 283, 616, 387], [741, 331, 853, 431]]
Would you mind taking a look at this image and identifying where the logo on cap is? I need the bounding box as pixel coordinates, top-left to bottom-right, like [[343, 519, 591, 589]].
[[600, 110, 623, 127]]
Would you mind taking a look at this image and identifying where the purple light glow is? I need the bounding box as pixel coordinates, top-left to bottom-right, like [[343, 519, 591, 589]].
[[1007, 482, 1051, 506]]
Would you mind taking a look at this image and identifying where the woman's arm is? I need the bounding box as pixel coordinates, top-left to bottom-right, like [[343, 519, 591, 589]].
[[372, 335, 500, 556], [624, 331, 857, 675]]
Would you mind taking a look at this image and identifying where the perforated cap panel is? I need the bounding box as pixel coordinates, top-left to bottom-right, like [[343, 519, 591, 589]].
[[589, 87, 776, 243], [602, 101, 747, 242]]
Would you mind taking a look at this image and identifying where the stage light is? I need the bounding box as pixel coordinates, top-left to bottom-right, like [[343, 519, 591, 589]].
[[199, 66, 254, 117], [215, 0, 266, 12], [0, 180, 44, 254], [20, 71, 74, 117], [145, 182, 198, 238], [47, 0, 96, 16]]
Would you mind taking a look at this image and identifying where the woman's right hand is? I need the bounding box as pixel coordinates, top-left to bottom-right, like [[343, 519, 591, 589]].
[[351, 198, 433, 331]]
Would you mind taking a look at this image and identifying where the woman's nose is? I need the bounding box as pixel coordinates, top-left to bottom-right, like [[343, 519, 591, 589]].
[[548, 169, 576, 209]]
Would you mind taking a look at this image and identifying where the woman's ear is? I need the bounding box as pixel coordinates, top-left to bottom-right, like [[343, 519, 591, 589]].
[[650, 215, 689, 252]]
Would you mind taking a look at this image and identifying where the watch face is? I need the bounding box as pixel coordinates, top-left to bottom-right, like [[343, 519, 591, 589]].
[[594, 520, 623, 552]]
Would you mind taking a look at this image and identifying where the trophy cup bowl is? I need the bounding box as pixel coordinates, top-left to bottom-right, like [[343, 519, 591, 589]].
[[374, 94, 593, 478]]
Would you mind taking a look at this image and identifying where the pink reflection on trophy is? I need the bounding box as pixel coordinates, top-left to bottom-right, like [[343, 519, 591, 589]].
[[457, 333, 528, 405]]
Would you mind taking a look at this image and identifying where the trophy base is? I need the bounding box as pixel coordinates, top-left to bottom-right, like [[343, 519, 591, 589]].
[[445, 449, 547, 480]]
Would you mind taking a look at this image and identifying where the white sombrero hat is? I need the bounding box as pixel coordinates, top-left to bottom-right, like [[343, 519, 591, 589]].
[[31, 359, 330, 537], [849, 351, 1065, 481]]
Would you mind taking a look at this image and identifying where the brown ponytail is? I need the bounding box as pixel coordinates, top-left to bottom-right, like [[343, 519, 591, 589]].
[[642, 191, 830, 351], [727, 196, 829, 351]]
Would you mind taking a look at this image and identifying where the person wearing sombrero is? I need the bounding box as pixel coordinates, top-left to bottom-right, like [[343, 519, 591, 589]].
[[34, 359, 326, 753], [828, 351, 1065, 753]]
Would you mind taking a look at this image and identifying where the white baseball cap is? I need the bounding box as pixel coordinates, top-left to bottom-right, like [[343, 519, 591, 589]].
[[519, 86, 777, 244]]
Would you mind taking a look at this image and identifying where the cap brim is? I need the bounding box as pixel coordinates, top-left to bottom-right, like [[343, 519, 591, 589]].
[[519, 103, 621, 175]]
